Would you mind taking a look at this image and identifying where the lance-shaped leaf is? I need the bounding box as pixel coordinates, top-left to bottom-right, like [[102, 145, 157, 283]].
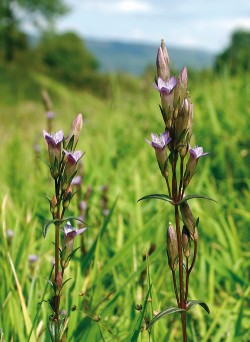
[[147, 307, 186, 330], [186, 300, 210, 314], [177, 194, 217, 206], [137, 194, 173, 205]]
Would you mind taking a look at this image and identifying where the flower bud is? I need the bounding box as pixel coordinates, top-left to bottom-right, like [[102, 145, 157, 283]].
[[67, 113, 83, 150], [175, 98, 193, 141], [180, 202, 195, 240], [156, 39, 170, 81], [193, 226, 199, 242], [182, 226, 191, 258], [55, 271, 63, 290], [174, 66, 188, 108], [50, 195, 57, 214], [166, 223, 178, 271], [63, 185, 72, 209]]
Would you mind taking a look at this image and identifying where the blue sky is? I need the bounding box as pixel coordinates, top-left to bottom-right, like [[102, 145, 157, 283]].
[[55, 0, 250, 52]]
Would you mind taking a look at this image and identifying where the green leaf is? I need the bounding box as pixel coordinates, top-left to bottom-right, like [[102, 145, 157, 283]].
[[177, 194, 217, 205], [186, 300, 210, 314], [137, 194, 173, 205], [147, 307, 186, 330], [81, 198, 117, 271], [42, 216, 87, 238], [130, 285, 152, 341]]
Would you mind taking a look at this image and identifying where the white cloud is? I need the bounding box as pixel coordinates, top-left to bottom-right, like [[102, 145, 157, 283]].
[[81, 0, 152, 14], [117, 1, 152, 13]]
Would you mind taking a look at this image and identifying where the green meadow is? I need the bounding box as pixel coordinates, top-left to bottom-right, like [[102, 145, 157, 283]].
[[0, 64, 250, 341]]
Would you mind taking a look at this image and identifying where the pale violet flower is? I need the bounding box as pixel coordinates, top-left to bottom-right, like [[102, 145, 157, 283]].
[[189, 146, 209, 160], [153, 77, 177, 95], [145, 131, 171, 150]]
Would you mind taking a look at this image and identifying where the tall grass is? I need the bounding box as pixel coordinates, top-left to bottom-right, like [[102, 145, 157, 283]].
[[0, 68, 249, 341]]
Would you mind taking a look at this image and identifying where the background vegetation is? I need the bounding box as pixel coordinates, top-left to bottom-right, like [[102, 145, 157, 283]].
[[0, 4, 250, 339]]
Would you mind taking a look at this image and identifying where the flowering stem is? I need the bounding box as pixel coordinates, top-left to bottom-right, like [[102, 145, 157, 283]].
[[171, 270, 180, 306], [174, 204, 187, 342]]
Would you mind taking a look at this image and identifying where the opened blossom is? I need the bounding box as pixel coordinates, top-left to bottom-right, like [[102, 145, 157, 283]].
[[63, 150, 84, 185], [61, 222, 86, 267], [145, 131, 171, 174], [43, 130, 64, 177], [183, 146, 208, 188], [154, 77, 177, 127]]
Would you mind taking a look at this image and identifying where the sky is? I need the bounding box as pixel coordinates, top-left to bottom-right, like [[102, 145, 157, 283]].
[[49, 0, 250, 53]]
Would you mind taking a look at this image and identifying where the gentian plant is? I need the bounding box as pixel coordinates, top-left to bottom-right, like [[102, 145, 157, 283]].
[[42, 114, 86, 341], [138, 40, 213, 341]]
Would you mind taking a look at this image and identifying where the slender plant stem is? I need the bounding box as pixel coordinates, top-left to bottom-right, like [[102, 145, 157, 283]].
[[185, 240, 198, 302], [185, 257, 189, 303], [178, 156, 184, 200], [175, 205, 187, 342], [171, 270, 180, 306]]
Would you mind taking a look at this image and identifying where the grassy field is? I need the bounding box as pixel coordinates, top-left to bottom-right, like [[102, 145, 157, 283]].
[[0, 65, 250, 341]]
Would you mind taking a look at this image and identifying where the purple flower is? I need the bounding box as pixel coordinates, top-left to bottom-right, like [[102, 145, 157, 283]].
[[145, 131, 171, 175], [61, 222, 86, 268], [154, 77, 177, 95], [145, 131, 171, 150], [71, 175, 82, 186], [43, 130, 64, 176], [189, 146, 208, 159], [153, 77, 177, 128], [63, 221, 86, 246], [43, 130, 64, 148], [63, 150, 83, 164], [28, 254, 38, 263], [63, 150, 84, 186], [46, 111, 55, 119], [183, 146, 208, 188]]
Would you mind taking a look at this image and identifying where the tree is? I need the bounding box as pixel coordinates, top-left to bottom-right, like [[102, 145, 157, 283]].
[[215, 30, 250, 74], [35, 31, 99, 86], [0, 0, 68, 62]]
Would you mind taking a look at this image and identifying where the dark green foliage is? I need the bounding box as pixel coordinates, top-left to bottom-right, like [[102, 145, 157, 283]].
[[0, 0, 68, 62], [215, 30, 250, 74], [35, 32, 99, 86]]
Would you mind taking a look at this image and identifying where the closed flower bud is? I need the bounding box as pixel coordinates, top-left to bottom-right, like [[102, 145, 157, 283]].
[[67, 113, 83, 150], [174, 66, 188, 108], [63, 185, 72, 209], [182, 226, 191, 258], [176, 98, 193, 141], [156, 39, 170, 81], [166, 224, 178, 271], [194, 226, 199, 242], [180, 202, 195, 240], [55, 271, 63, 290], [50, 195, 58, 214]]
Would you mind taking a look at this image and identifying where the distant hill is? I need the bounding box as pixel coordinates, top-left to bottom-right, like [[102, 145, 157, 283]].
[[85, 38, 215, 74]]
